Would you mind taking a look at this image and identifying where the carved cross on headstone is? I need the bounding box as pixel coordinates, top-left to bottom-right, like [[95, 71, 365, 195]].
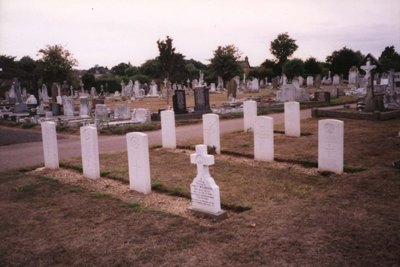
[[190, 145, 214, 179]]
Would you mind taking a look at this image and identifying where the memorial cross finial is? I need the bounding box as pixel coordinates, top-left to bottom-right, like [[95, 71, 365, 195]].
[[190, 145, 214, 178]]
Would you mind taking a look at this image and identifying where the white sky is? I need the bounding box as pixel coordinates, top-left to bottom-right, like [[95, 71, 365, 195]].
[[1, 0, 399, 69]]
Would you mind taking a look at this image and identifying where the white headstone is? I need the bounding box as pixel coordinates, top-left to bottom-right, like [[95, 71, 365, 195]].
[[127, 132, 151, 194], [190, 144, 222, 215], [62, 96, 74, 116], [306, 76, 314, 87], [318, 119, 344, 174], [114, 105, 131, 120], [41, 121, 59, 169], [332, 74, 340, 85], [95, 104, 108, 124], [254, 116, 274, 162], [210, 83, 216, 92], [284, 101, 301, 137], [202, 114, 220, 154], [80, 126, 100, 179], [243, 100, 257, 131], [161, 110, 176, 149], [79, 96, 90, 118]]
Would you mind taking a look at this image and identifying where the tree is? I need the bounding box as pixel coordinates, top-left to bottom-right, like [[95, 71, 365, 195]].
[[270, 32, 298, 73], [37, 44, 78, 84], [157, 36, 177, 81], [261, 59, 281, 77], [208, 44, 242, 82], [379, 46, 400, 72], [304, 57, 322, 76], [283, 58, 304, 80], [81, 73, 96, 90], [111, 62, 130, 76], [140, 59, 162, 79], [326, 47, 363, 79], [124, 66, 139, 77], [0, 55, 18, 80]]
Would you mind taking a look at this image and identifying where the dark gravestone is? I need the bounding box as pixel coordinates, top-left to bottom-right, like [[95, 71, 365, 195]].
[[52, 103, 60, 116], [172, 90, 187, 114], [314, 91, 331, 103], [193, 87, 211, 113]]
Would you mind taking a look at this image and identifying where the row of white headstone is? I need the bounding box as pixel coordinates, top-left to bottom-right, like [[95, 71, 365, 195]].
[[159, 101, 343, 174], [41, 122, 152, 194]]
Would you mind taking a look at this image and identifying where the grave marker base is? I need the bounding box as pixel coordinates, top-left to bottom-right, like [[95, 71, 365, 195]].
[[188, 208, 227, 221]]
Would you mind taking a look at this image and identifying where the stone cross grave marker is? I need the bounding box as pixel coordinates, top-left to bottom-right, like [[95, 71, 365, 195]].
[[190, 144, 226, 219], [203, 114, 220, 154], [41, 121, 59, 169], [127, 132, 151, 194], [161, 110, 176, 149], [244, 100, 257, 131], [284, 101, 301, 137], [318, 119, 344, 174], [80, 126, 100, 179], [254, 116, 274, 162]]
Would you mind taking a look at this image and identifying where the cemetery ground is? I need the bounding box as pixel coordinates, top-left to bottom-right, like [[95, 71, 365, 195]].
[[1, 117, 399, 266]]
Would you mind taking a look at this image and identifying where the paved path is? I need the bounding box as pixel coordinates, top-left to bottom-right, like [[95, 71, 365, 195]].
[[0, 109, 314, 171]]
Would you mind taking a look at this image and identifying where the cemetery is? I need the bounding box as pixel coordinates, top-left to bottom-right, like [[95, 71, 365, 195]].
[[1, 14, 400, 265]]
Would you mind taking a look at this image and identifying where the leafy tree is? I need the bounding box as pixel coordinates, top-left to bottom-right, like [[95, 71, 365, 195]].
[[140, 59, 162, 79], [208, 44, 242, 82], [156, 36, 188, 82], [304, 57, 322, 76], [185, 59, 207, 80], [124, 66, 140, 77], [283, 58, 304, 80], [379, 46, 400, 72], [270, 32, 298, 73], [81, 73, 96, 90], [88, 64, 109, 75], [326, 47, 363, 79], [0, 55, 18, 80], [36, 44, 78, 84], [261, 59, 281, 77], [111, 62, 130, 76]]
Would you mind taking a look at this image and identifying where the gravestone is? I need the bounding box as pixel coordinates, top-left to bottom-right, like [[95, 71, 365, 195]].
[[307, 76, 314, 87], [272, 77, 278, 89], [315, 75, 321, 89], [254, 116, 274, 162], [333, 74, 340, 85], [132, 108, 151, 123], [193, 87, 211, 113], [284, 101, 301, 137], [243, 100, 257, 131], [95, 104, 108, 125], [348, 70, 358, 85], [314, 91, 331, 103], [79, 96, 90, 118], [160, 110, 176, 149], [318, 119, 344, 174], [127, 132, 151, 194], [80, 125, 100, 179], [203, 114, 220, 154], [114, 104, 131, 120], [210, 83, 216, 92], [41, 121, 59, 169], [276, 84, 296, 102], [172, 90, 188, 114], [190, 144, 226, 219], [251, 78, 259, 92], [62, 96, 74, 116]]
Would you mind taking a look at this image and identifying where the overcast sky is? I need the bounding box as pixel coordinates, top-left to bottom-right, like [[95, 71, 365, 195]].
[[1, 0, 399, 69]]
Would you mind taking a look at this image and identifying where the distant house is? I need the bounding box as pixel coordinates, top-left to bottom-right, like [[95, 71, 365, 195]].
[[238, 56, 251, 75]]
